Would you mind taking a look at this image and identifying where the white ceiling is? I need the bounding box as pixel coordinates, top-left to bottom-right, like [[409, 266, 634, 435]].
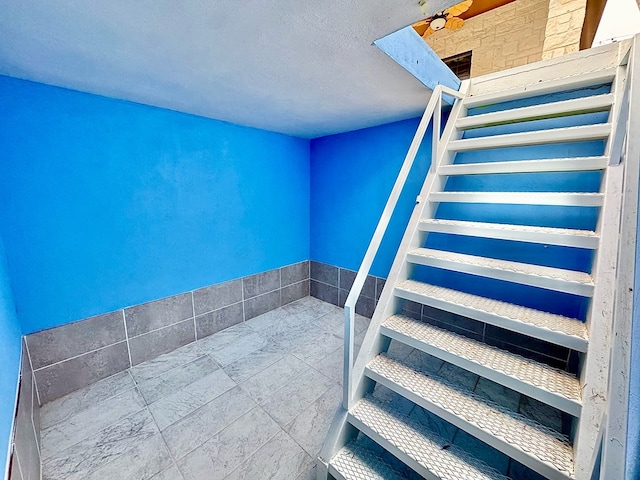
[[0, 0, 456, 138]]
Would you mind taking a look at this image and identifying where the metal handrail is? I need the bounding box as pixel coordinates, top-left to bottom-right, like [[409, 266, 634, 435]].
[[342, 84, 465, 409]]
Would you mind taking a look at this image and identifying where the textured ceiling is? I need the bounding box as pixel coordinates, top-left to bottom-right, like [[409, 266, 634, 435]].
[[0, 0, 457, 138]]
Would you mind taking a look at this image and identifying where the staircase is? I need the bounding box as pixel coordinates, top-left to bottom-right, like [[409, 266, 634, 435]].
[[317, 39, 637, 480]]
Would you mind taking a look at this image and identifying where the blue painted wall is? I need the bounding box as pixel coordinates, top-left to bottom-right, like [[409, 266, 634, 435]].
[[0, 76, 310, 334], [310, 117, 433, 278], [0, 237, 22, 474]]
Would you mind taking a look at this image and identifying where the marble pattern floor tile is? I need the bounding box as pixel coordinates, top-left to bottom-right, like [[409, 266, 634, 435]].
[[41, 387, 146, 460], [40, 370, 136, 430], [136, 355, 219, 404], [38, 297, 353, 480]]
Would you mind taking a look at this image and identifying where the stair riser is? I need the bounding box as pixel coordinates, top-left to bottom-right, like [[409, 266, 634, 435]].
[[393, 287, 588, 352], [365, 368, 574, 480], [380, 325, 582, 417], [405, 253, 595, 297]]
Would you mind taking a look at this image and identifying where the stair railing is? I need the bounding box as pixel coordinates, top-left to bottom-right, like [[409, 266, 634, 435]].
[[598, 35, 639, 480], [342, 84, 465, 409]]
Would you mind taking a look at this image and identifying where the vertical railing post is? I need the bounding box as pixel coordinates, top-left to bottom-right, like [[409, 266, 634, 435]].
[[432, 90, 442, 165], [343, 305, 355, 409]]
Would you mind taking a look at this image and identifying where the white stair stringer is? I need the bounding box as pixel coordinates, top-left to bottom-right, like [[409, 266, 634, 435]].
[[381, 315, 582, 416], [406, 248, 594, 297], [365, 355, 575, 480], [395, 279, 588, 352], [348, 397, 509, 480]]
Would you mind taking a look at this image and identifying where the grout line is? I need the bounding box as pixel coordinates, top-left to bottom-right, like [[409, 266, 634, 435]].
[[122, 310, 133, 368], [33, 340, 129, 373], [191, 291, 197, 341], [23, 339, 41, 408], [241, 278, 246, 323]]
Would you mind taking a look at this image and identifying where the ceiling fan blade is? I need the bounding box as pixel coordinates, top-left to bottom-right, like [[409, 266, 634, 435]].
[[444, 0, 473, 17], [445, 17, 465, 30]]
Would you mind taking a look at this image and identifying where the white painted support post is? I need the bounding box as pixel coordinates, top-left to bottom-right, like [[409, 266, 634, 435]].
[[600, 34, 640, 480]]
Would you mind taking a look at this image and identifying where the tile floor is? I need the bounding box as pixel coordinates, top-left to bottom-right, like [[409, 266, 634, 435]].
[[39, 296, 561, 480], [39, 297, 369, 480]]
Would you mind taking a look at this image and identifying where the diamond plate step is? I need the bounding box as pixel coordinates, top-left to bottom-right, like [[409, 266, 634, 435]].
[[456, 94, 613, 130], [329, 441, 408, 480], [365, 355, 575, 480], [447, 124, 610, 152], [406, 248, 595, 297], [438, 157, 609, 175], [348, 397, 509, 480], [395, 279, 588, 352], [418, 218, 599, 249], [380, 315, 582, 416]]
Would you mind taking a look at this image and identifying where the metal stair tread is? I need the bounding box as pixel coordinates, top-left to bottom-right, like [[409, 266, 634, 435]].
[[407, 247, 594, 286], [349, 396, 509, 480], [381, 315, 582, 407], [365, 354, 575, 478], [419, 218, 598, 249], [429, 191, 604, 207], [420, 218, 596, 237], [329, 442, 408, 480], [396, 279, 588, 342], [447, 123, 611, 152], [438, 156, 609, 175], [462, 68, 616, 108], [456, 93, 613, 130]]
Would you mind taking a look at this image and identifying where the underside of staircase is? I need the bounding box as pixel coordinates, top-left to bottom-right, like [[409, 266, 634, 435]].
[[317, 38, 639, 480]]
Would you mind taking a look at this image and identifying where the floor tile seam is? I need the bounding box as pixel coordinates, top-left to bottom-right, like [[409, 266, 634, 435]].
[[122, 310, 134, 372], [258, 377, 335, 428], [219, 352, 283, 385], [32, 339, 129, 373], [290, 353, 339, 388], [217, 426, 287, 480], [130, 342, 210, 385], [161, 398, 259, 464], [135, 352, 221, 398], [41, 382, 140, 432], [73, 409, 167, 480], [41, 403, 151, 466], [144, 368, 238, 421], [177, 406, 282, 479]]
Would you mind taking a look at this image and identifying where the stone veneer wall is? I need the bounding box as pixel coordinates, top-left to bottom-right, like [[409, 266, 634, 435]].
[[8, 341, 41, 480], [425, 0, 550, 77], [25, 261, 309, 405], [542, 0, 588, 59]]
